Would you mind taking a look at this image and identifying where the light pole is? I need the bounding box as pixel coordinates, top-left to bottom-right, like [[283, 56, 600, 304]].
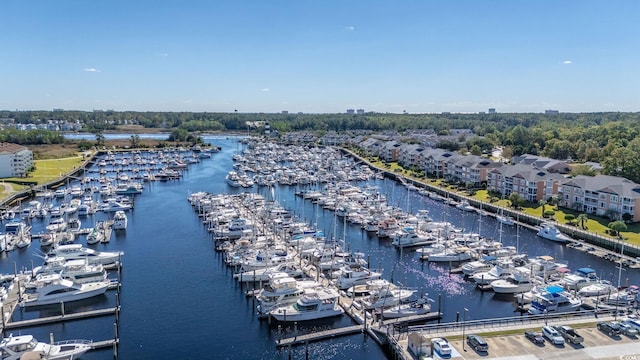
[[462, 307, 468, 352]]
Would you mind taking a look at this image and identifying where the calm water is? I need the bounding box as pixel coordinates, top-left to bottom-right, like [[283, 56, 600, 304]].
[[2, 136, 638, 359]]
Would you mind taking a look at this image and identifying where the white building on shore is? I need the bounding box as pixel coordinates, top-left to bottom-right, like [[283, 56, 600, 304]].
[[0, 143, 33, 178]]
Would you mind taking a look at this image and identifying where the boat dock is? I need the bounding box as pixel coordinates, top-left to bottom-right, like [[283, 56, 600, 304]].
[[276, 325, 363, 347], [4, 307, 119, 330]]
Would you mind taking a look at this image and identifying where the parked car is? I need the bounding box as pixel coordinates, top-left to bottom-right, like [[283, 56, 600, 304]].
[[597, 321, 621, 337], [431, 337, 451, 356], [542, 326, 565, 345], [621, 317, 640, 332], [524, 331, 545, 345], [553, 325, 584, 344], [614, 321, 638, 337], [466, 334, 489, 352]]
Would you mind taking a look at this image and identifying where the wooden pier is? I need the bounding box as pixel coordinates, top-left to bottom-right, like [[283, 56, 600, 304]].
[[276, 325, 363, 347], [4, 307, 119, 330], [91, 339, 119, 349]]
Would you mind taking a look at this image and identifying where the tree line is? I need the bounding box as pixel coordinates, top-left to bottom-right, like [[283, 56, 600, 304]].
[[3, 110, 640, 182]]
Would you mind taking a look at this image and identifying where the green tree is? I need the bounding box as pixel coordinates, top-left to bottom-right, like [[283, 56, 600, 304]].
[[95, 133, 105, 147], [564, 214, 576, 225], [570, 164, 596, 177], [508, 193, 524, 209], [538, 199, 546, 216], [608, 220, 627, 239], [576, 213, 589, 229]]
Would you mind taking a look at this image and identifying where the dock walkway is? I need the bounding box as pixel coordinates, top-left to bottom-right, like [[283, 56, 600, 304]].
[[276, 325, 363, 347]]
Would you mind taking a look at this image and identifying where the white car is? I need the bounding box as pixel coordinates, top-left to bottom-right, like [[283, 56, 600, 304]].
[[542, 326, 565, 345], [431, 337, 452, 356]]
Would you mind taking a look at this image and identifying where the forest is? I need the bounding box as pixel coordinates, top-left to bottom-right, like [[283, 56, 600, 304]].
[[2, 110, 640, 182]]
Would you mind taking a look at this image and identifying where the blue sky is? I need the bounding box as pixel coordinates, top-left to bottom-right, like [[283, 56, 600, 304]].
[[1, 1, 638, 114]]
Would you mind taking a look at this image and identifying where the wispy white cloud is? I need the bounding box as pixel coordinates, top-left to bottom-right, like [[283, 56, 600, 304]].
[[83, 68, 100, 72], [562, 60, 573, 65], [262, 88, 270, 92], [345, 26, 355, 31], [158, 53, 169, 57]]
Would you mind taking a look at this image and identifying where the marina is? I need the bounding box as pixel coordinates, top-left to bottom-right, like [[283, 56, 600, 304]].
[[0, 135, 638, 359]]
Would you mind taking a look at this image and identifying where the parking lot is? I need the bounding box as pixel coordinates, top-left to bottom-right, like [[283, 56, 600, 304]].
[[445, 325, 640, 359]]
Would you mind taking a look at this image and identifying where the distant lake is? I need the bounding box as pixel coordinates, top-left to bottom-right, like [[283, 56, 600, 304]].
[[63, 133, 170, 141]]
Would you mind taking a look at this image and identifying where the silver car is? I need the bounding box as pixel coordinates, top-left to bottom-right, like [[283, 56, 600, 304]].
[[542, 326, 565, 345]]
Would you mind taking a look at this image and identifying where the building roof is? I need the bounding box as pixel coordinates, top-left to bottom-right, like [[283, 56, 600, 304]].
[[562, 175, 640, 199], [0, 142, 28, 154], [490, 163, 566, 182]]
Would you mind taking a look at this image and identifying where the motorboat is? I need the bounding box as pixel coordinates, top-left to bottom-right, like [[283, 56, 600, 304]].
[[34, 257, 109, 285], [528, 285, 582, 315], [491, 271, 536, 294], [46, 216, 67, 232], [559, 267, 599, 291], [46, 244, 123, 268], [0, 334, 92, 360], [112, 210, 128, 230], [380, 296, 433, 319], [86, 225, 105, 245], [269, 287, 344, 322], [391, 227, 437, 248], [67, 218, 81, 233], [360, 282, 416, 310], [335, 266, 383, 290], [461, 256, 496, 276], [114, 182, 143, 195], [578, 281, 616, 297], [21, 274, 110, 307], [255, 275, 320, 316], [99, 199, 132, 212], [234, 263, 303, 283], [471, 260, 516, 286], [424, 246, 472, 262], [456, 200, 476, 212], [537, 222, 572, 243], [496, 214, 515, 226]]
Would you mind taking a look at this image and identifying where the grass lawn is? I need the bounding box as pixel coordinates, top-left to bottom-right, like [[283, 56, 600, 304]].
[[30, 156, 86, 184]]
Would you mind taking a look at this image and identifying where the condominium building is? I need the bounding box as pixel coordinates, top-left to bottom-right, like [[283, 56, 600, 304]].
[[559, 175, 640, 221], [0, 143, 33, 178]]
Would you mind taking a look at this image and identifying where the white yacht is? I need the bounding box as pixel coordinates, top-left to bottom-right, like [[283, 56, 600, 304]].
[[34, 257, 108, 284], [46, 244, 123, 267], [269, 288, 344, 322], [456, 200, 476, 212], [255, 275, 320, 316], [86, 225, 105, 245], [99, 200, 132, 212], [528, 285, 582, 315], [360, 283, 416, 310], [559, 267, 599, 290], [21, 275, 110, 307], [496, 214, 515, 226], [391, 227, 437, 248], [537, 222, 572, 243], [112, 210, 128, 230], [472, 260, 515, 286], [461, 256, 496, 276], [0, 334, 92, 360], [335, 266, 383, 290], [380, 296, 432, 319], [491, 271, 536, 294], [234, 263, 303, 283]]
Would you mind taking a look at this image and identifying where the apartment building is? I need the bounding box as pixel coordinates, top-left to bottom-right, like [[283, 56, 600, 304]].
[[0, 143, 33, 178], [559, 175, 640, 221], [487, 163, 565, 202]]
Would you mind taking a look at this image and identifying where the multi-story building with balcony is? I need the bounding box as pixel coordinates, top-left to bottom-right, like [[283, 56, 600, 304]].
[[559, 175, 640, 221], [487, 163, 565, 202], [0, 143, 33, 178]]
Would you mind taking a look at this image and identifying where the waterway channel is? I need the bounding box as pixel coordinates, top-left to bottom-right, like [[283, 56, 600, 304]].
[[0, 135, 638, 359]]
